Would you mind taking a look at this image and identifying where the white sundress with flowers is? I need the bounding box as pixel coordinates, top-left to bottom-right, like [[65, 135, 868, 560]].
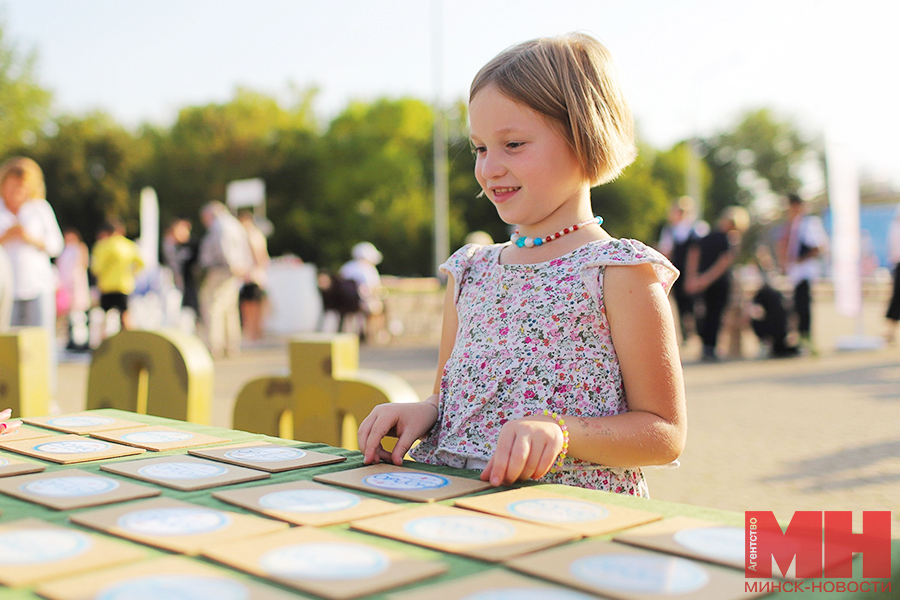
[[410, 238, 679, 497]]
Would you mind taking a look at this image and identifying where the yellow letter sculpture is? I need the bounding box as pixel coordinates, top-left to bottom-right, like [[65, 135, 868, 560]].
[[233, 333, 418, 449], [0, 328, 49, 417], [86, 329, 214, 424]]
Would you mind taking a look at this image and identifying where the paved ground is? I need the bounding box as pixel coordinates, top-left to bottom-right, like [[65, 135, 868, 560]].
[[56, 297, 900, 534]]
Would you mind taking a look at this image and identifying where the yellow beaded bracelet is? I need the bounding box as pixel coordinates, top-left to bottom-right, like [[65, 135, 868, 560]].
[[542, 408, 569, 473]]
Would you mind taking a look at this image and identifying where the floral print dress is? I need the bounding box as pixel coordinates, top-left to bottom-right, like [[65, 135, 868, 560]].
[[410, 238, 678, 497]]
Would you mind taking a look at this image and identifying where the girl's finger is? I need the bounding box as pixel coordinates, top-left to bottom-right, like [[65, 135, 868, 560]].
[[480, 456, 495, 482], [532, 441, 561, 480]]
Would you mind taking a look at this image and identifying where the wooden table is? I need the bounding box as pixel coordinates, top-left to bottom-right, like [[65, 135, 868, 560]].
[[0, 409, 896, 599]]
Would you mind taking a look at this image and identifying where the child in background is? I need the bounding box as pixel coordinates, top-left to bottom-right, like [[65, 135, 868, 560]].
[[358, 33, 686, 496], [91, 219, 144, 337]]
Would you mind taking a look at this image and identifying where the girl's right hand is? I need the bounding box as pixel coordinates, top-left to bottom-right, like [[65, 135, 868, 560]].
[[357, 399, 440, 466], [0, 408, 22, 435]]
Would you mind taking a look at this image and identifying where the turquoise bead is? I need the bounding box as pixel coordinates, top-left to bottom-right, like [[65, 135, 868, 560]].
[[534, 238, 543, 246]]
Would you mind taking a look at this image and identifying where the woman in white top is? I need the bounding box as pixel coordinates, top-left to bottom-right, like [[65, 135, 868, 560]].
[[0, 157, 65, 399], [0, 157, 65, 328]]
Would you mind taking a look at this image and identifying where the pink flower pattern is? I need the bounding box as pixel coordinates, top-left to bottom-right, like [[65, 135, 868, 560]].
[[410, 238, 678, 497]]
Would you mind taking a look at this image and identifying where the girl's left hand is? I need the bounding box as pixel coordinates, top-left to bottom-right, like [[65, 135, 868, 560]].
[[0, 408, 22, 435], [480, 415, 565, 486]]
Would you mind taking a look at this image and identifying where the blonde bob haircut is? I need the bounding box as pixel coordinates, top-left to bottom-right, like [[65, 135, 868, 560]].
[[0, 156, 46, 201], [470, 33, 636, 187]]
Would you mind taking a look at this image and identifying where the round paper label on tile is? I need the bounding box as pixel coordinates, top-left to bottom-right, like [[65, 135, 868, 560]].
[[260, 542, 389, 580], [33, 440, 112, 454], [224, 447, 307, 462], [0, 457, 9, 466], [96, 575, 249, 600], [138, 462, 229, 480], [404, 515, 515, 544], [121, 431, 194, 444], [22, 475, 120, 497], [570, 554, 710, 594], [673, 526, 745, 564], [259, 489, 360, 513], [363, 472, 449, 491], [0, 529, 92, 564], [506, 498, 609, 523], [118, 507, 231, 535], [47, 416, 115, 428]]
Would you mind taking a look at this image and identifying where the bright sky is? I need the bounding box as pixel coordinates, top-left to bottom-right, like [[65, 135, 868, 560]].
[[4, 0, 900, 188]]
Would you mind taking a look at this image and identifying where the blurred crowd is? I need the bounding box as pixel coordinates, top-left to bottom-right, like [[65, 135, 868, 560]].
[[657, 193, 900, 362]]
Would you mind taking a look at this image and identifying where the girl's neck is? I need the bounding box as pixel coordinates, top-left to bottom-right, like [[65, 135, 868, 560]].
[[499, 219, 611, 266]]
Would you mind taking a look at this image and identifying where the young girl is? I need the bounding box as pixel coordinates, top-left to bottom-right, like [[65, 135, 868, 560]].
[[358, 33, 686, 497]]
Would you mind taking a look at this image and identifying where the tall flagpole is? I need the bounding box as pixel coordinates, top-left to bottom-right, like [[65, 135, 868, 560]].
[[432, 0, 450, 277]]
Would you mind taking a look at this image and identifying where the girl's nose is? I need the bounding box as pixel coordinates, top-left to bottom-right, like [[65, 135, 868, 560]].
[[477, 151, 505, 180]]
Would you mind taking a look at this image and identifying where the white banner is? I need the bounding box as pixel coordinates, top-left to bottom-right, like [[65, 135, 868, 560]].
[[825, 136, 861, 318]]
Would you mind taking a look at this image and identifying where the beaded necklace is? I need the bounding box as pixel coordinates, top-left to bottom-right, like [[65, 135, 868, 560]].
[[510, 215, 603, 248]]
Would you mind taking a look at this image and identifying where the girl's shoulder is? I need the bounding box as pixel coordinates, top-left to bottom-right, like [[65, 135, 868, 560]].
[[440, 242, 504, 276], [579, 238, 680, 292]]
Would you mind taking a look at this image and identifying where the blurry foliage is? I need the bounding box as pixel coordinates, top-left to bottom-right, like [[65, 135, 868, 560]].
[[0, 31, 823, 275], [701, 108, 811, 222], [0, 21, 51, 158]]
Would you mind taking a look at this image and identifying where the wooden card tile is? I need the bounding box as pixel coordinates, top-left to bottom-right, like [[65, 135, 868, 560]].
[[0, 468, 160, 510], [455, 486, 662, 537], [90, 425, 230, 451], [69, 496, 289, 556], [213, 480, 404, 527], [0, 424, 61, 442], [190, 441, 346, 472], [23, 412, 148, 434], [506, 539, 768, 600], [0, 517, 147, 587], [351, 503, 577, 562], [387, 569, 595, 600], [202, 525, 448, 600], [0, 453, 45, 478], [313, 463, 492, 502], [36, 554, 302, 600], [613, 515, 746, 570], [100, 454, 270, 491], [0, 434, 145, 464]]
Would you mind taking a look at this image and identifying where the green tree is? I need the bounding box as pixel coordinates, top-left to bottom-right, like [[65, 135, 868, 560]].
[[137, 86, 320, 250], [316, 98, 436, 275], [0, 20, 52, 158], [591, 143, 670, 243], [26, 113, 147, 244], [702, 108, 813, 220]]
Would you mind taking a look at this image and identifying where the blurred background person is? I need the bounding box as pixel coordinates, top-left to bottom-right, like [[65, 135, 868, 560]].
[[0, 157, 64, 394], [198, 201, 250, 357], [237, 209, 270, 343], [885, 203, 900, 344], [56, 227, 92, 352], [685, 206, 749, 362], [91, 219, 144, 338], [777, 193, 828, 355], [339, 241, 384, 343], [0, 245, 12, 332], [657, 196, 705, 344], [162, 217, 199, 329]]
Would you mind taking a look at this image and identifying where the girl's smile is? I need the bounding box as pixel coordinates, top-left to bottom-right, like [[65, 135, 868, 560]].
[[469, 84, 591, 237]]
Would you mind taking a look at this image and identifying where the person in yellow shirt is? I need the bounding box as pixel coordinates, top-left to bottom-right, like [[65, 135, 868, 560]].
[[91, 219, 144, 336]]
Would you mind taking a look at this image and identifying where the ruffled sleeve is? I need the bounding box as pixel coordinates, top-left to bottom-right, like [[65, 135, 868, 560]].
[[580, 238, 680, 302], [439, 243, 482, 303]]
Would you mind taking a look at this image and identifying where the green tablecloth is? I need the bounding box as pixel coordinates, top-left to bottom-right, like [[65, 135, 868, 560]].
[[0, 409, 896, 599]]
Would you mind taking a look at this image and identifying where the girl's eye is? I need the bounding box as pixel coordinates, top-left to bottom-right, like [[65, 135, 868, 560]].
[[506, 142, 524, 150], [471, 146, 486, 155]]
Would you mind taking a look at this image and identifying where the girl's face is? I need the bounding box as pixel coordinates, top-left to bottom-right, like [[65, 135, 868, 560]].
[[469, 85, 589, 232], [0, 175, 29, 213]]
